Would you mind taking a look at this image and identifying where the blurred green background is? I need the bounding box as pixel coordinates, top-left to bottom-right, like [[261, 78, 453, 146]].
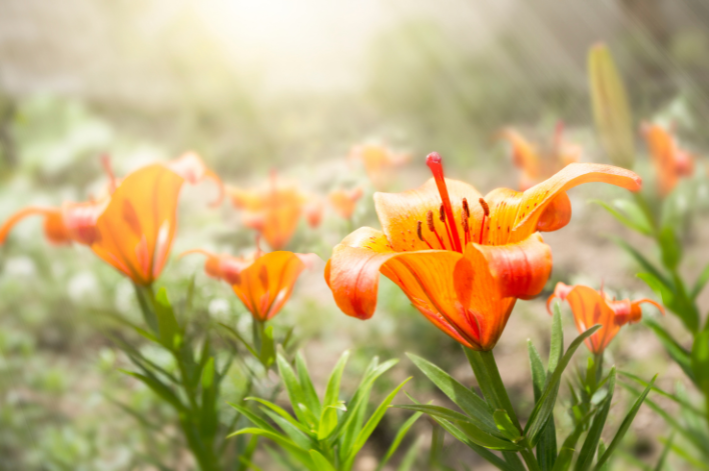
[[2, 0, 709, 469]]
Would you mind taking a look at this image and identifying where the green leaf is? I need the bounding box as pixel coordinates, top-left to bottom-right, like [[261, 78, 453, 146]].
[[228, 402, 278, 434], [120, 369, 185, 412], [154, 288, 180, 349], [218, 322, 260, 360], [548, 304, 564, 376], [276, 352, 317, 427], [397, 404, 471, 423], [456, 420, 523, 451], [309, 449, 336, 471], [296, 352, 322, 418], [395, 436, 423, 471], [691, 262, 709, 300], [247, 397, 310, 434], [591, 199, 652, 235], [574, 368, 616, 471], [658, 226, 682, 270], [318, 350, 350, 440], [228, 428, 312, 466], [612, 237, 671, 288], [643, 318, 695, 382], [638, 273, 699, 333], [343, 378, 411, 468], [525, 325, 602, 445], [588, 43, 635, 168], [433, 418, 517, 471], [692, 331, 709, 397], [493, 409, 521, 442], [653, 434, 674, 471], [528, 341, 546, 400], [200, 356, 215, 389], [594, 374, 656, 469], [620, 370, 703, 415], [263, 410, 314, 450], [407, 353, 497, 434], [376, 410, 423, 471]]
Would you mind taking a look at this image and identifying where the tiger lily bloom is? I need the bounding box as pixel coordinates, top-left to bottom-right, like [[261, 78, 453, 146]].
[[547, 282, 664, 354], [499, 124, 581, 191], [349, 144, 409, 189], [183, 247, 318, 321], [329, 187, 363, 220], [228, 173, 306, 250], [641, 122, 695, 196], [1, 155, 223, 285], [325, 153, 641, 350]]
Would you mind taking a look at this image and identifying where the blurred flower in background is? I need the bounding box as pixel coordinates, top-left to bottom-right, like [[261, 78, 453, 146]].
[[641, 122, 696, 196]]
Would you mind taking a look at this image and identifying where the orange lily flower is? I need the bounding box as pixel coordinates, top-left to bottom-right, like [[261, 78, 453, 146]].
[[1, 155, 223, 285], [641, 123, 695, 196], [183, 247, 317, 321], [499, 123, 581, 191], [349, 144, 409, 188], [547, 282, 664, 354], [228, 173, 306, 250], [303, 196, 324, 228], [325, 153, 641, 350], [329, 187, 363, 220]]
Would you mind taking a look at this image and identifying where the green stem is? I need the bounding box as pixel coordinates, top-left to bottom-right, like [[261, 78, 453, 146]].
[[133, 283, 158, 333], [465, 349, 520, 426], [253, 319, 265, 355], [593, 352, 604, 386], [465, 348, 541, 471]]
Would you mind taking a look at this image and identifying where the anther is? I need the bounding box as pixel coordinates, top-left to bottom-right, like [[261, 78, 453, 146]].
[[417, 220, 433, 249], [426, 209, 446, 249], [462, 198, 470, 219], [478, 198, 490, 217]]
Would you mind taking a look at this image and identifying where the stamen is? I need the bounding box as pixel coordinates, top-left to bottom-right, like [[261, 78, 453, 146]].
[[439, 204, 455, 251], [426, 153, 462, 252], [426, 210, 446, 249], [416, 221, 433, 249], [462, 211, 470, 246], [478, 198, 489, 245]]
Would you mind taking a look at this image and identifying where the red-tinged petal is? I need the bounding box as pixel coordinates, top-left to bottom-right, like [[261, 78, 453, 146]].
[[326, 227, 400, 319], [610, 298, 664, 325], [374, 178, 483, 252], [565, 285, 619, 354], [382, 249, 477, 348], [471, 232, 552, 300], [166, 152, 224, 206], [535, 192, 571, 232], [0, 206, 72, 245], [483, 163, 642, 245], [547, 282, 574, 314], [91, 164, 184, 285], [61, 200, 108, 245], [453, 244, 516, 350]]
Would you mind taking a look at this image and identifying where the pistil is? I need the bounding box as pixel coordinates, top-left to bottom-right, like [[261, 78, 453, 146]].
[[426, 153, 462, 252]]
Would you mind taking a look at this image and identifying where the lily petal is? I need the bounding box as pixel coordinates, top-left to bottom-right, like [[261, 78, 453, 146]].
[[0, 206, 70, 245], [565, 285, 619, 354], [374, 178, 483, 252], [326, 227, 401, 319], [91, 164, 184, 285], [233, 251, 310, 321], [484, 163, 642, 245], [471, 232, 552, 300]]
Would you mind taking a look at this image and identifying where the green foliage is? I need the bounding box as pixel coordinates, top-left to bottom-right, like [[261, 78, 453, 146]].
[[406, 306, 652, 471], [230, 351, 419, 471]]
